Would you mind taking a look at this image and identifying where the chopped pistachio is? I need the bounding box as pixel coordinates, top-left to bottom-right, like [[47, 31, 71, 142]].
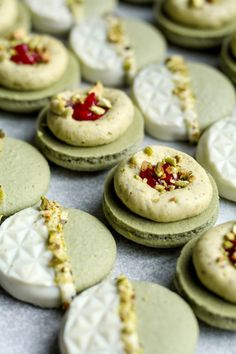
[[224, 240, 234, 250], [144, 146, 153, 156], [225, 232, 235, 241], [89, 81, 104, 99], [164, 156, 177, 166], [90, 105, 106, 115], [175, 180, 190, 188], [40, 197, 76, 308], [116, 275, 141, 354]]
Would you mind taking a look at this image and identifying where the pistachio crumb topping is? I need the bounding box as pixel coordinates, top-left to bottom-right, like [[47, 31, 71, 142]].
[[106, 15, 136, 81], [222, 224, 236, 267], [0, 31, 51, 64], [165, 56, 200, 144], [139, 155, 194, 192], [116, 275, 142, 354], [40, 197, 76, 309], [50, 82, 112, 119], [143, 146, 153, 156]]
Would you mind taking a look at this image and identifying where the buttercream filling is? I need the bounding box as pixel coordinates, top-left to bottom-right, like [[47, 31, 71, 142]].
[[0, 31, 51, 65], [136, 152, 195, 193], [40, 197, 76, 309], [105, 15, 136, 81], [116, 275, 142, 354], [165, 56, 200, 143], [222, 224, 236, 267], [50, 82, 112, 120]]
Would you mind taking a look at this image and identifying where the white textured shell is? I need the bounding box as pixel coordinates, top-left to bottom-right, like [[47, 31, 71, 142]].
[[165, 0, 236, 29], [133, 64, 187, 141], [0, 0, 18, 33], [196, 116, 236, 202], [0, 207, 61, 308], [193, 221, 236, 304], [60, 280, 124, 354], [0, 35, 68, 91], [70, 18, 125, 86], [47, 88, 134, 147], [114, 146, 213, 222]]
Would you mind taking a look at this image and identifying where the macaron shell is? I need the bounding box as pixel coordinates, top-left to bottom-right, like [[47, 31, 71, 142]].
[[0, 137, 50, 217], [175, 237, 236, 331], [60, 280, 198, 354], [103, 169, 219, 248], [154, 0, 236, 49], [64, 208, 117, 293], [221, 37, 236, 85], [36, 106, 144, 172], [0, 52, 80, 113]]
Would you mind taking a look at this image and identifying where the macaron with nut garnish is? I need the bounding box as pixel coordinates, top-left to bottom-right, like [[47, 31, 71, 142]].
[[69, 14, 166, 86], [0, 30, 79, 113], [36, 82, 144, 171], [221, 31, 236, 84], [0, 197, 116, 308], [24, 0, 117, 35], [0, 130, 50, 220], [60, 275, 198, 354], [103, 145, 219, 248], [0, 0, 30, 37], [175, 221, 236, 330], [154, 0, 236, 49], [132, 55, 235, 143], [196, 115, 236, 202]]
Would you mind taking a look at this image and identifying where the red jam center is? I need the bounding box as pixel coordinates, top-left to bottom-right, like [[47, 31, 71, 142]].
[[223, 237, 236, 266], [140, 163, 177, 190], [11, 43, 43, 65], [72, 92, 108, 121]]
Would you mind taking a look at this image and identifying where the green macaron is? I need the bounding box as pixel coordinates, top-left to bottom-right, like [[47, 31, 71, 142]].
[[35, 106, 144, 172], [103, 168, 219, 248], [154, 0, 236, 49], [175, 236, 236, 330], [0, 136, 50, 218], [221, 35, 236, 85], [0, 52, 80, 113]]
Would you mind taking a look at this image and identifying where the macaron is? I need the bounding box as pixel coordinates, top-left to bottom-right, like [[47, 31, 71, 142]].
[[36, 83, 144, 172], [24, 0, 117, 35], [0, 31, 80, 113], [196, 115, 236, 202], [132, 55, 235, 143], [221, 33, 236, 84], [154, 0, 236, 49], [70, 14, 166, 86], [0, 0, 31, 37], [0, 131, 50, 218], [175, 221, 236, 330], [103, 145, 219, 248], [60, 276, 199, 354], [0, 197, 116, 308]]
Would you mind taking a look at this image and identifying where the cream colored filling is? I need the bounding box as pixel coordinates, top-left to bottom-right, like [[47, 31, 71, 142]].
[[165, 56, 200, 143], [40, 197, 76, 308], [116, 275, 141, 354]]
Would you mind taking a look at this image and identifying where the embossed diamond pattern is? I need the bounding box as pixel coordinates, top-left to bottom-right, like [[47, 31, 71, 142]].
[[134, 65, 185, 128], [64, 281, 124, 354], [70, 18, 123, 71], [0, 207, 55, 286], [207, 118, 236, 186]]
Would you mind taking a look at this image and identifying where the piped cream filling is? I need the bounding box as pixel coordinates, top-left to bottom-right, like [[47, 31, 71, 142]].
[[116, 275, 142, 354], [40, 197, 76, 309], [106, 15, 136, 82], [165, 56, 200, 143]]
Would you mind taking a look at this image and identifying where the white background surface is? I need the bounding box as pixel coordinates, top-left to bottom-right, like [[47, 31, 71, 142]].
[[0, 2, 236, 354]]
